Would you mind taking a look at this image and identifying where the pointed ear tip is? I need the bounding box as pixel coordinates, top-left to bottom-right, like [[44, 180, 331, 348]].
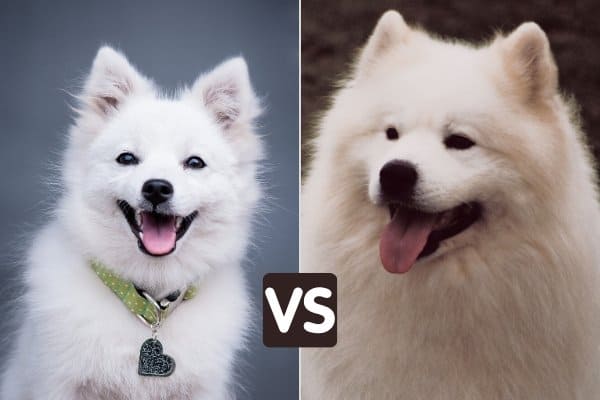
[[208, 57, 250, 82], [377, 10, 407, 30], [510, 22, 548, 44], [380, 10, 405, 23], [93, 45, 128, 67], [519, 21, 544, 33], [96, 45, 119, 58], [225, 57, 249, 72]]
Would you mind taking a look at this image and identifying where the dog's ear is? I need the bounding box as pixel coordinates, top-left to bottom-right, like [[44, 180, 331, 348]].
[[355, 10, 410, 80], [80, 46, 153, 118], [189, 57, 261, 131], [500, 23, 558, 101]]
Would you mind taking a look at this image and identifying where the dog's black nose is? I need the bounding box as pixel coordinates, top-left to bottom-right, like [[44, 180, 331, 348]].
[[142, 179, 173, 206], [379, 160, 418, 201]]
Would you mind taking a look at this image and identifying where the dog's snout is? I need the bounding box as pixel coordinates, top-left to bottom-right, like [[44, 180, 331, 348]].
[[142, 179, 174, 206], [379, 160, 418, 201]]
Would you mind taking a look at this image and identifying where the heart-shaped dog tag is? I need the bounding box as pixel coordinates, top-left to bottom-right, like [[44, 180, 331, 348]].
[[138, 338, 176, 377]]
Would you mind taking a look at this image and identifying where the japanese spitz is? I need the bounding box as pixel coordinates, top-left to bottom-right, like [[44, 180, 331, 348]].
[[302, 11, 600, 399], [1, 46, 263, 399]]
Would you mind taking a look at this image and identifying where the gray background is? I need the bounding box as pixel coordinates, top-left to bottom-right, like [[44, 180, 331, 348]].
[[0, 1, 298, 398]]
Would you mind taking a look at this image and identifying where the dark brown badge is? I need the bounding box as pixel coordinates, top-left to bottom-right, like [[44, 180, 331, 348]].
[[263, 273, 337, 347]]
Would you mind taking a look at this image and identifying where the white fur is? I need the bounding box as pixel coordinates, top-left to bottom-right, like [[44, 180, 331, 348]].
[[2, 46, 263, 399], [302, 11, 600, 399]]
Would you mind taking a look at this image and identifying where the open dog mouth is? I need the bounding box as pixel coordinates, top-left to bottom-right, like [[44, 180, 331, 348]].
[[379, 202, 481, 273], [117, 200, 198, 257]]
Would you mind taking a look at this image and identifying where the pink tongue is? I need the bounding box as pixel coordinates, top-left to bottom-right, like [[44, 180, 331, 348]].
[[379, 209, 436, 273], [141, 212, 176, 255]]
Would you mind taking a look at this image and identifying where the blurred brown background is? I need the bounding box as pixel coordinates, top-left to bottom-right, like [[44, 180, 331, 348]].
[[301, 0, 600, 173]]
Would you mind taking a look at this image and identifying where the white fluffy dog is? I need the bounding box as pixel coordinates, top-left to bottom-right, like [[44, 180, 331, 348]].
[[302, 11, 600, 399], [1, 46, 263, 399]]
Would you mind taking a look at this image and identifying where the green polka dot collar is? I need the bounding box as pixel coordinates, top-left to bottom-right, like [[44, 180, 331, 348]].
[[91, 260, 198, 326]]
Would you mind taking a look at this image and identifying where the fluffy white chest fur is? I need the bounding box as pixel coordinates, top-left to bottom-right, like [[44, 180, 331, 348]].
[[302, 216, 600, 399], [3, 222, 248, 400]]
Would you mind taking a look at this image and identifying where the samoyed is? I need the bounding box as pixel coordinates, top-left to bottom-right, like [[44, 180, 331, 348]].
[[302, 11, 600, 400], [1, 46, 263, 399]]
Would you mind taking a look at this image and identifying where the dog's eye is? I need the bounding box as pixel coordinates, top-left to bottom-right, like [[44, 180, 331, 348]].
[[184, 156, 206, 169], [116, 152, 139, 165], [385, 127, 399, 140], [444, 134, 475, 150]]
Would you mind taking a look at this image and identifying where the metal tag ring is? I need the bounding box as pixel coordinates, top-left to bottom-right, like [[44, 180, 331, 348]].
[[136, 291, 166, 329]]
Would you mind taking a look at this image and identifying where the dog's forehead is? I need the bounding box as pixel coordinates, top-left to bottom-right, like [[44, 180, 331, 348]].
[[124, 98, 211, 133], [348, 81, 491, 133], [379, 57, 496, 113], [104, 98, 229, 151]]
